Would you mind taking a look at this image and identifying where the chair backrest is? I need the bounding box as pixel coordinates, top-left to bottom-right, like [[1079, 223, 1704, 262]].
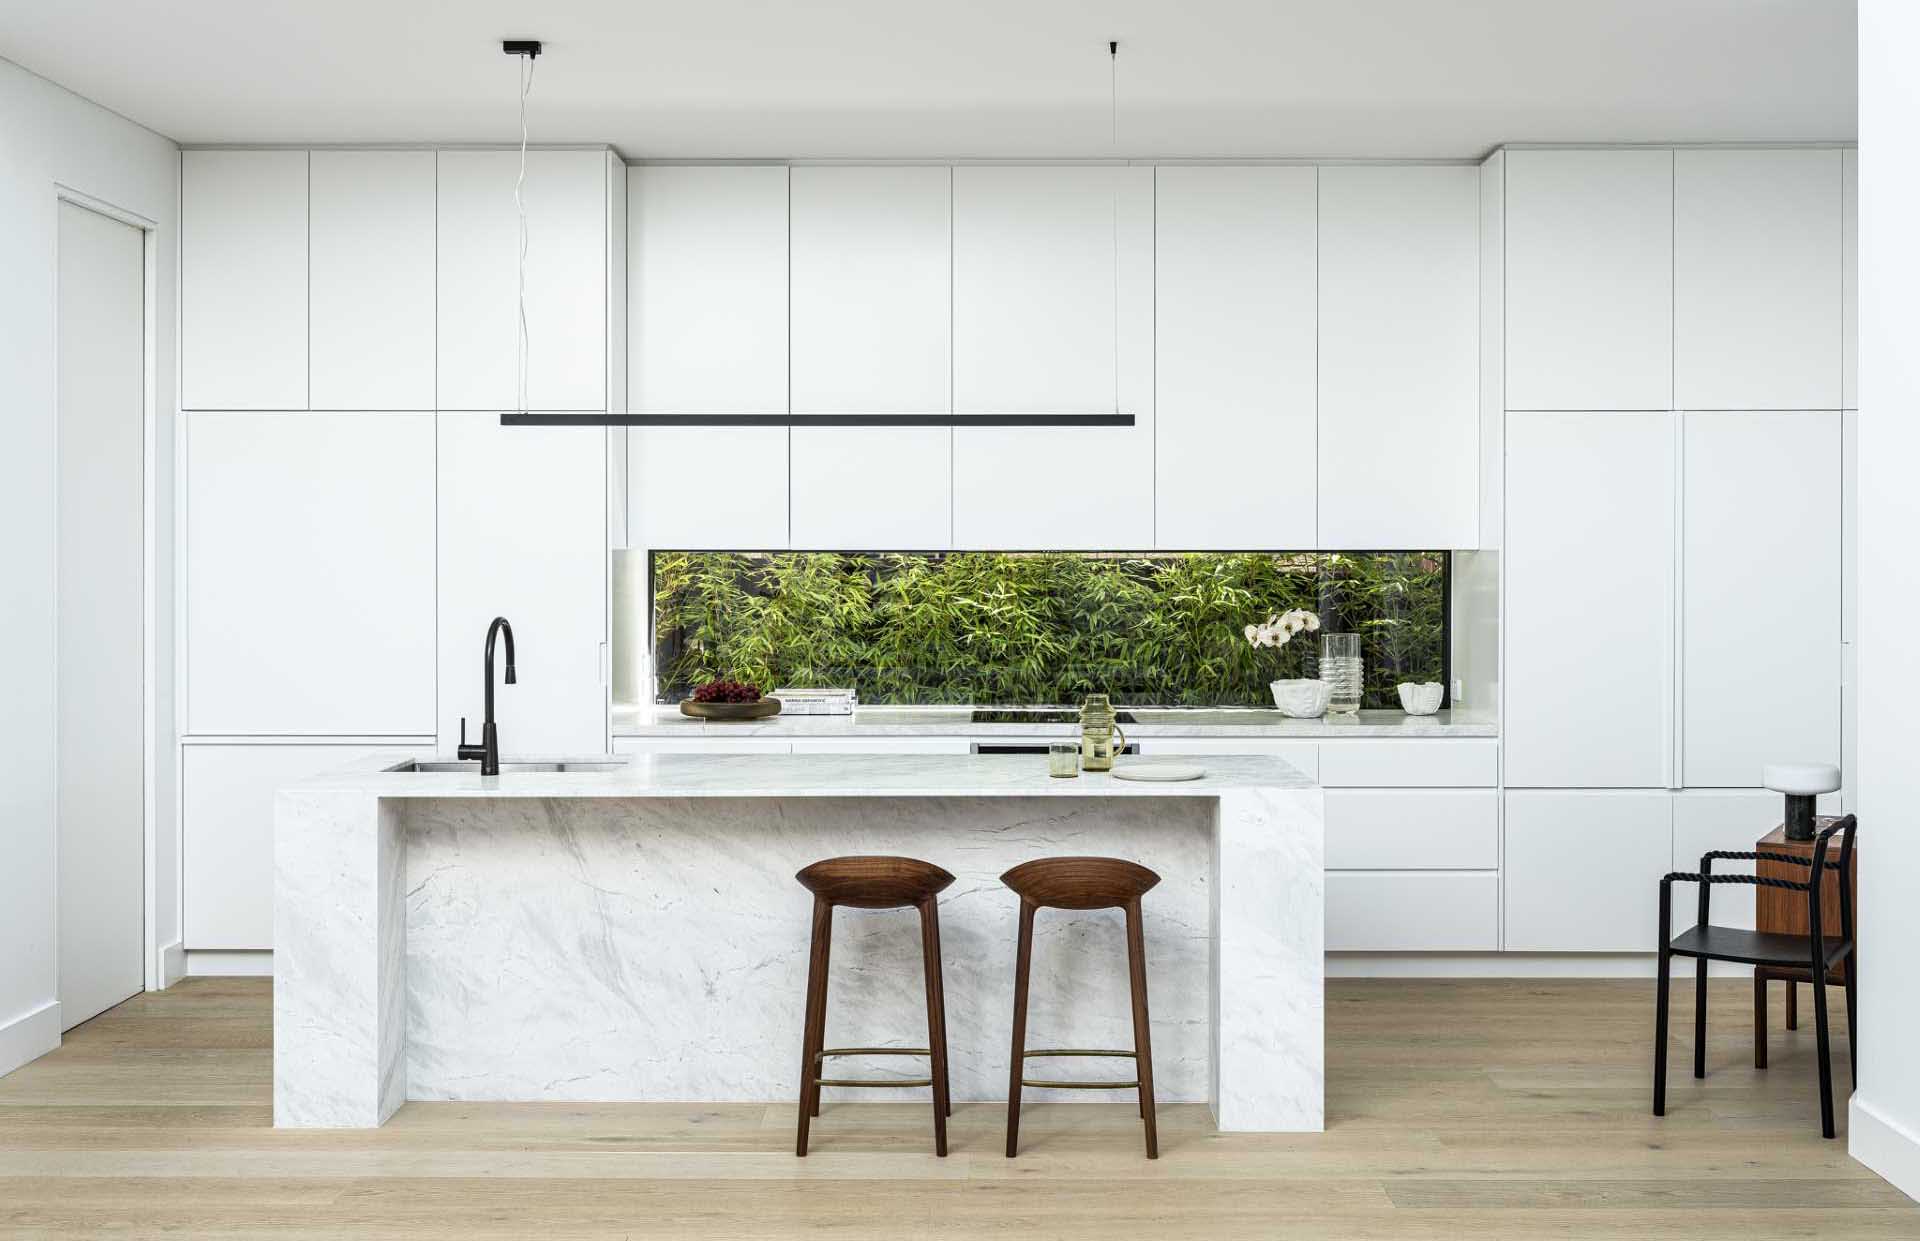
[[1809, 814, 1859, 948]]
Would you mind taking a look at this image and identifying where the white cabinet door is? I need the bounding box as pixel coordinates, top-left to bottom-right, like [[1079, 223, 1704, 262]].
[[1675, 149, 1843, 410], [629, 426, 789, 550], [1504, 148, 1674, 411], [185, 743, 428, 949], [1327, 873, 1500, 952], [790, 427, 950, 548], [185, 412, 436, 734], [1323, 790, 1499, 870], [1843, 148, 1857, 410], [789, 738, 972, 754], [951, 165, 1153, 548], [438, 414, 606, 755], [1153, 165, 1316, 548], [614, 737, 791, 755], [790, 165, 948, 414], [1504, 413, 1674, 787], [438, 150, 607, 411], [182, 149, 307, 410], [1131, 738, 1318, 782], [629, 164, 787, 414], [786, 165, 952, 548], [1504, 790, 1672, 952], [1317, 165, 1480, 549], [309, 150, 435, 410], [1681, 412, 1841, 786]]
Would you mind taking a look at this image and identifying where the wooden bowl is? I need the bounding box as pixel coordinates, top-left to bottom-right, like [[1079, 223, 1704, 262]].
[[680, 698, 782, 721]]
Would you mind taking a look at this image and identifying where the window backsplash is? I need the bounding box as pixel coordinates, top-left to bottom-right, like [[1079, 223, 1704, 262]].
[[645, 550, 1448, 709]]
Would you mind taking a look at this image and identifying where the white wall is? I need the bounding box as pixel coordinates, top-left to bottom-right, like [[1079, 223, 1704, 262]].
[[1851, 0, 1920, 1203], [0, 56, 179, 1074]]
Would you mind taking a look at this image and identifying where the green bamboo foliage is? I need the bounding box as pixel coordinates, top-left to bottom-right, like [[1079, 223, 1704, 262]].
[[651, 551, 1447, 708]]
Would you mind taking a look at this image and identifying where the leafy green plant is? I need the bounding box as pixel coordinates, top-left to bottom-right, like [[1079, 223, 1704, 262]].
[[651, 551, 1447, 709]]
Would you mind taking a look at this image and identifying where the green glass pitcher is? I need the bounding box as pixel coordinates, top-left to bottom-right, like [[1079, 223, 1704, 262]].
[[1079, 694, 1127, 772]]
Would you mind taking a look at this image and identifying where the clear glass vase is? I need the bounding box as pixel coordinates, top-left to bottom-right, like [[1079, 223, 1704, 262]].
[[1320, 633, 1363, 715]]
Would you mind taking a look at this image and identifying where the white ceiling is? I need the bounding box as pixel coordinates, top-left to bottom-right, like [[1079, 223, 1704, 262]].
[[0, 1, 1856, 159]]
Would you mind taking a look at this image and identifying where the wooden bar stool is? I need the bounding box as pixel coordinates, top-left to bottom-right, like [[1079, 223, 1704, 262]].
[[1000, 856, 1161, 1159], [793, 855, 954, 1157]]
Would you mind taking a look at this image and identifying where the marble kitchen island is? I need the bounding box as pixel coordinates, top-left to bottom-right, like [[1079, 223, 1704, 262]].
[[273, 752, 1323, 1133]]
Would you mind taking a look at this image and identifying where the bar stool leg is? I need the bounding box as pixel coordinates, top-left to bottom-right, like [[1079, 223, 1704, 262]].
[[919, 897, 950, 1157], [795, 897, 832, 1157], [1124, 897, 1158, 1160], [1005, 899, 1036, 1158]]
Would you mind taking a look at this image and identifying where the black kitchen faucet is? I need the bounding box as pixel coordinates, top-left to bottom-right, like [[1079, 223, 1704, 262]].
[[457, 616, 517, 775]]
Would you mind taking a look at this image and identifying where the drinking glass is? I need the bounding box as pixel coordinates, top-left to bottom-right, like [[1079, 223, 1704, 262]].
[[1048, 741, 1081, 778]]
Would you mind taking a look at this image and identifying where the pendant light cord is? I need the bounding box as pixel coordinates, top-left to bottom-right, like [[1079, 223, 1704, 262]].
[[1110, 40, 1120, 418], [515, 52, 536, 417]]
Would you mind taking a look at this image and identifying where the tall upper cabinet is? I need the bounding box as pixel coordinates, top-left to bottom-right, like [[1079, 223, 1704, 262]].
[[1316, 164, 1480, 549], [1674, 148, 1843, 410], [309, 150, 436, 410], [789, 165, 954, 549], [438, 149, 613, 412], [627, 164, 790, 550], [1503, 148, 1673, 411], [182, 150, 309, 410], [951, 164, 1155, 548], [1153, 165, 1316, 549]]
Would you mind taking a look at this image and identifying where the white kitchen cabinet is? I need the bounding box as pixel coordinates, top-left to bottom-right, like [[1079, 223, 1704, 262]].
[[1504, 790, 1672, 951], [1675, 148, 1843, 410], [1843, 148, 1857, 409], [1153, 165, 1317, 548], [628, 426, 789, 549], [1318, 740, 1498, 788], [1327, 874, 1500, 952], [1323, 790, 1499, 870], [185, 743, 429, 949], [790, 165, 949, 415], [185, 411, 436, 735], [790, 427, 950, 548], [1503, 148, 1674, 411], [1316, 164, 1480, 549], [438, 149, 608, 411], [790, 738, 972, 754], [630, 164, 788, 414], [1504, 413, 1674, 788], [951, 165, 1154, 548], [181, 149, 308, 409], [614, 737, 792, 755], [1681, 412, 1841, 786], [438, 414, 607, 755], [1131, 738, 1319, 782], [308, 150, 435, 410]]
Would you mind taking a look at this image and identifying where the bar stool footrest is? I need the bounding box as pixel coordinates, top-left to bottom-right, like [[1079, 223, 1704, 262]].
[[1022, 1048, 1136, 1058], [816, 1047, 932, 1060], [1021, 1078, 1143, 1090], [816, 1077, 936, 1089]]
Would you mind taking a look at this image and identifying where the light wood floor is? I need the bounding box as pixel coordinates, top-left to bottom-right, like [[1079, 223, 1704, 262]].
[[0, 977, 1908, 1238]]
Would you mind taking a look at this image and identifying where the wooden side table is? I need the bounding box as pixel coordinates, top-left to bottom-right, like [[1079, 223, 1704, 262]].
[[1752, 821, 1857, 1068]]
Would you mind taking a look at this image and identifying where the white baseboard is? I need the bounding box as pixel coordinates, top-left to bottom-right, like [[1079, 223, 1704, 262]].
[[1851, 1096, 1920, 1205], [185, 949, 273, 977], [1329, 953, 1754, 979], [0, 1000, 61, 1078], [157, 940, 186, 988]]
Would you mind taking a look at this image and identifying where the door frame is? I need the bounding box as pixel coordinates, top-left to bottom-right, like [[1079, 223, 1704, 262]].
[[51, 184, 165, 1002]]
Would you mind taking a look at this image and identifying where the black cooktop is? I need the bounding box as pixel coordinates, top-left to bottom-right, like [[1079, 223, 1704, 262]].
[[970, 708, 1137, 725]]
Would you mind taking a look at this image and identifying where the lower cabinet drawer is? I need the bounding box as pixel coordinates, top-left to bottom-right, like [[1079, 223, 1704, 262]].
[[613, 737, 793, 754], [1324, 789, 1499, 869], [1319, 740, 1498, 788], [1327, 872, 1501, 951]]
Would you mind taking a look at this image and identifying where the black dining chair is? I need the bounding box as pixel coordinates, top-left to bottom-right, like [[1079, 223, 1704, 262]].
[[1653, 814, 1858, 1138]]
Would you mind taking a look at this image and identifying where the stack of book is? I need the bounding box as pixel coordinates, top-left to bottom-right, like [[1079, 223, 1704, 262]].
[[772, 687, 857, 716]]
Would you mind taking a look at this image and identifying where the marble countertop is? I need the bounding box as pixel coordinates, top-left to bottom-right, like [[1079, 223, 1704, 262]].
[[286, 750, 1317, 801], [611, 704, 1498, 739]]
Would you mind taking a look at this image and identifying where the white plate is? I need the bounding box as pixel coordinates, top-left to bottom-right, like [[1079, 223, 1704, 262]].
[[1111, 764, 1206, 782]]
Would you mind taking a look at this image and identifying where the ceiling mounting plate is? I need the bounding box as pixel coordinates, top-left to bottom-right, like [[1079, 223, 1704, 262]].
[[502, 39, 542, 58]]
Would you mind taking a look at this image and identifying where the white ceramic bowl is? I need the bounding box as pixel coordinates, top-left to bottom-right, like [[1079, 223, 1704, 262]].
[[1397, 681, 1445, 715], [1270, 679, 1332, 718]]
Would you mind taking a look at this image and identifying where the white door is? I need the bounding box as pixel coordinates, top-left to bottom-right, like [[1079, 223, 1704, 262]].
[[1316, 164, 1480, 549], [56, 201, 146, 1029], [1504, 413, 1674, 787], [1681, 412, 1842, 785], [1153, 165, 1317, 549]]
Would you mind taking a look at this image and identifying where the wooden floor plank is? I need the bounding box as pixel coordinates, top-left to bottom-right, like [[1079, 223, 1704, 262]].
[[0, 976, 1905, 1238]]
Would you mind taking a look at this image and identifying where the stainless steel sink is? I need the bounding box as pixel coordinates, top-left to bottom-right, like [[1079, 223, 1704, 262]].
[[385, 759, 629, 774]]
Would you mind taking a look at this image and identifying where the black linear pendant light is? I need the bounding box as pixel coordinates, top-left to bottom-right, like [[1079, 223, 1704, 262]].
[[502, 39, 1133, 429]]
